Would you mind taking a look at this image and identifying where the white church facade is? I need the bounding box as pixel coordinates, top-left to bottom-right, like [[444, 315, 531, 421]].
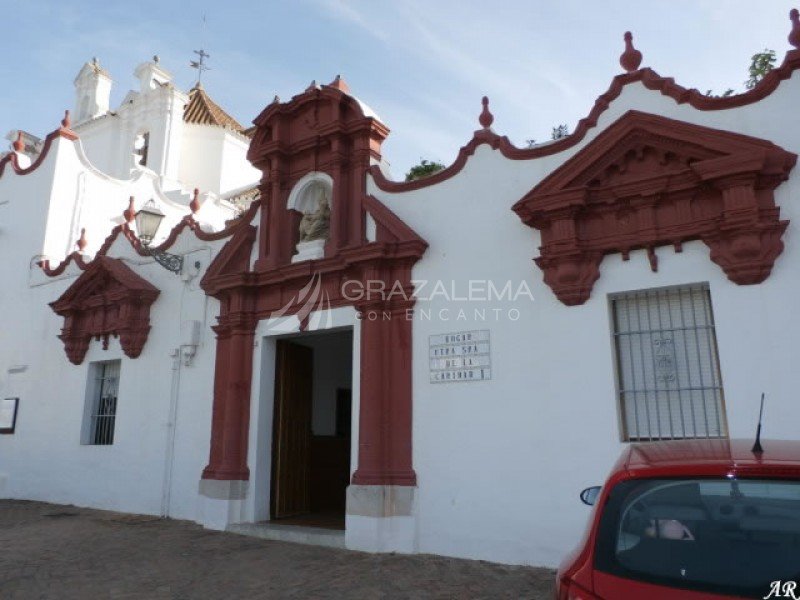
[[2, 13, 800, 568]]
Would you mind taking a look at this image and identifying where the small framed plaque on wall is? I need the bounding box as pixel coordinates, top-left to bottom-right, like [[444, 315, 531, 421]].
[[0, 397, 19, 434]]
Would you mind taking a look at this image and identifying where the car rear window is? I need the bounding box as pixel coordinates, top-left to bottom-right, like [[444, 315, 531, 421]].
[[595, 478, 800, 597]]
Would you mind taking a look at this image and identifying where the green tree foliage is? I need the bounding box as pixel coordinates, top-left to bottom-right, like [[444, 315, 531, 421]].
[[405, 159, 445, 182], [745, 49, 777, 89], [551, 124, 570, 140], [526, 125, 571, 148], [705, 88, 734, 98]]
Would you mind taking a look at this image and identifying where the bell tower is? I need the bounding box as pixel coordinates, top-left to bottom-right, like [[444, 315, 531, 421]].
[[73, 58, 112, 124]]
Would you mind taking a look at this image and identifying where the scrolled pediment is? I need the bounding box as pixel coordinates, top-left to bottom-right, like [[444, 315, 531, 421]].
[[573, 134, 722, 191], [49, 257, 160, 364], [513, 111, 797, 305]]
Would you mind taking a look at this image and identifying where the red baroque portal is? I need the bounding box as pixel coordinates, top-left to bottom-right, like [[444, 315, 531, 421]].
[[49, 256, 160, 364], [198, 79, 428, 485], [512, 111, 797, 305]]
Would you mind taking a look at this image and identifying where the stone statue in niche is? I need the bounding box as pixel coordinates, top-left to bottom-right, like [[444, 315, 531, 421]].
[[298, 186, 331, 242], [292, 180, 331, 262]]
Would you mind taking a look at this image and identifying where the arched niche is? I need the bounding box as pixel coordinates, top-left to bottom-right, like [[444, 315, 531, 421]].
[[132, 131, 150, 168], [287, 172, 333, 262]]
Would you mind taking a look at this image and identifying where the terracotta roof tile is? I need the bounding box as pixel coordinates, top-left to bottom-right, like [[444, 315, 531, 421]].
[[223, 184, 260, 211], [183, 84, 244, 132]]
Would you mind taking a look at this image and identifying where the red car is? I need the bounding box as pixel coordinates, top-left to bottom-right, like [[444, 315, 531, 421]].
[[557, 439, 800, 599]]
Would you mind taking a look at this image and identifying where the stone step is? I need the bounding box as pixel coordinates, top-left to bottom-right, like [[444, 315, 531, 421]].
[[227, 521, 346, 549]]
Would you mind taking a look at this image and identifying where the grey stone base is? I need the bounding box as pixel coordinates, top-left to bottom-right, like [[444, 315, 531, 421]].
[[198, 479, 249, 500], [346, 485, 414, 517]]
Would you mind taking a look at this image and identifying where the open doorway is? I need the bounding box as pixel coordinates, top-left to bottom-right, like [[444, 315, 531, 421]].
[[270, 328, 353, 530]]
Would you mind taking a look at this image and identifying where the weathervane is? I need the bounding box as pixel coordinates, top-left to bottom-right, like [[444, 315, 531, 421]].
[[190, 13, 211, 85], [190, 49, 210, 85]]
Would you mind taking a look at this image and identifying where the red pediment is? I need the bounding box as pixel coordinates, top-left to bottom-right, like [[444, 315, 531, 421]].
[[513, 111, 797, 305], [50, 256, 160, 364]]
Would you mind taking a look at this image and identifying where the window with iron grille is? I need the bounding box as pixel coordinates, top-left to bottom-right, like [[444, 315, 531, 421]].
[[86, 360, 120, 445], [610, 284, 727, 441]]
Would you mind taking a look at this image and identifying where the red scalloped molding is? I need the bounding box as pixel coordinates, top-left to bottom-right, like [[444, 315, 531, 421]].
[[512, 111, 797, 305], [38, 251, 89, 276], [0, 126, 77, 180], [49, 256, 160, 364], [370, 49, 800, 193], [39, 199, 260, 277]]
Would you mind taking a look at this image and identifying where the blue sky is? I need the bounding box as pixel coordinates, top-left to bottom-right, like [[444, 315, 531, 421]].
[[1, 1, 797, 178]]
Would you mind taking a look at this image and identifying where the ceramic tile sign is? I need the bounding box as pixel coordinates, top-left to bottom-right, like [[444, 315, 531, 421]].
[[429, 330, 491, 383], [0, 397, 19, 433]]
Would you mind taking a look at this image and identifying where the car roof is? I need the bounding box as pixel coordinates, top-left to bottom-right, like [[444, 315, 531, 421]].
[[620, 439, 800, 475]]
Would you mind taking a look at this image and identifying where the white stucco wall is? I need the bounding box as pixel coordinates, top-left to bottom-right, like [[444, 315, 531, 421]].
[[369, 67, 800, 567], [179, 125, 260, 196], [0, 217, 228, 520], [0, 75, 245, 518]]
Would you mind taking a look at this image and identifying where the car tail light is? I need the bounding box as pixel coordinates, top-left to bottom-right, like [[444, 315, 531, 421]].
[[564, 581, 601, 600]]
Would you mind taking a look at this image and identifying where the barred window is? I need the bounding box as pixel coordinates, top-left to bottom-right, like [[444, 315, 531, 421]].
[[86, 360, 120, 445], [611, 284, 726, 441]]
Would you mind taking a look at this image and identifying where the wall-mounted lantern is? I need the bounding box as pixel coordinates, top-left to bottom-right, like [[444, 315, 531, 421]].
[[134, 199, 184, 274]]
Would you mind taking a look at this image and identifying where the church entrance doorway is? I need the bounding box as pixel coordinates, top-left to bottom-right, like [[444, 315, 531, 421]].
[[270, 328, 353, 530]]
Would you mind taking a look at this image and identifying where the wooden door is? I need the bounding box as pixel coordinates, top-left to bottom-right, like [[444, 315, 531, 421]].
[[271, 340, 313, 519]]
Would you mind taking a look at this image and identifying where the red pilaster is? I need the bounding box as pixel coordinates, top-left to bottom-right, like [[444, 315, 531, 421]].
[[202, 309, 257, 481], [352, 304, 416, 486]]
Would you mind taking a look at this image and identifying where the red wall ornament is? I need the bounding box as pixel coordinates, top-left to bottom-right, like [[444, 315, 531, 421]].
[[0, 109, 78, 180], [619, 31, 643, 72], [512, 111, 796, 305], [49, 256, 160, 364], [199, 80, 428, 484], [370, 50, 800, 194]]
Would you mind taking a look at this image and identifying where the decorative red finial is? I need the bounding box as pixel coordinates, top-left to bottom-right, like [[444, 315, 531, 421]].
[[790, 9, 800, 50], [327, 74, 350, 93], [620, 31, 643, 72], [61, 110, 71, 129], [12, 131, 24, 153], [190, 188, 201, 213], [76, 228, 87, 252], [123, 196, 135, 223], [479, 96, 493, 129]]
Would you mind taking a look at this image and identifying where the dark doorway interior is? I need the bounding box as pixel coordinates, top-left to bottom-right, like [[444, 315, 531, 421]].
[[271, 330, 353, 530]]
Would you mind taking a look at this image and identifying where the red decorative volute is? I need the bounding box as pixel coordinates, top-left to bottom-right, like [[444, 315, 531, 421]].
[[49, 256, 160, 364], [123, 196, 136, 224], [327, 74, 350, 93], [189, 188, 201, 214], [513, 111, 796, 305], [479, 96, 493, 129], [789, 8, 800, 49], [12, 131, 24, 153], [620, 31, 643, 72], [76, 228, 88, 252]]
